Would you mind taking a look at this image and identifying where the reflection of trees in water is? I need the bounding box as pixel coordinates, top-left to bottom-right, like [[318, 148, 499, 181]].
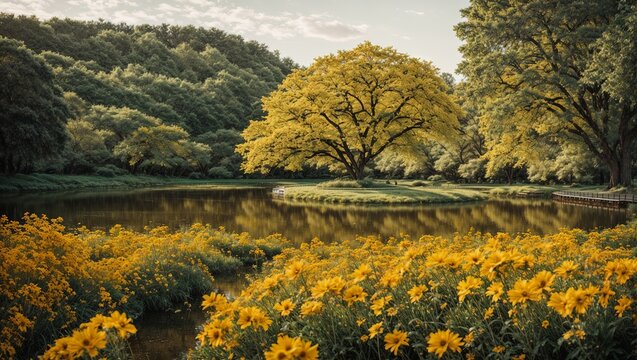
[[1, 189, 627, 240], [235, 198, 628, 242]]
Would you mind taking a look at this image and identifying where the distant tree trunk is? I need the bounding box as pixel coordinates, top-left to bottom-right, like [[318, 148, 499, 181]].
[[619, 135, 634, 188]]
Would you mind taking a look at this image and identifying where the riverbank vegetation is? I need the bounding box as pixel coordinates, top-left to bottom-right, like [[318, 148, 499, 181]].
[[0, 214, 289, 358], [189, 224, 637, 359]]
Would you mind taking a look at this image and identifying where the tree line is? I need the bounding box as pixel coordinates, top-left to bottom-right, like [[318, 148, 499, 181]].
[[0, 14, 294, 177]]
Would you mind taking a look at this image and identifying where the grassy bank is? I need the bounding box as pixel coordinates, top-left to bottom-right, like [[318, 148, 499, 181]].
[[190, 224, 637, 359], [0, 214, 290, 358], [0, 173, 323, 192], [0, 173, 202, 192], [283, 183, 487, 204], [278, 181, 612, 205]]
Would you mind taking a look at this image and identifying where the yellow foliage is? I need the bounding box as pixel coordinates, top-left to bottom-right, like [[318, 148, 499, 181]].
[[238, 41, 461, 179]]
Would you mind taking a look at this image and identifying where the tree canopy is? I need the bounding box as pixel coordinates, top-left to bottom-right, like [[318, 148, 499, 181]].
[[0, 13, 296, 176], [238, 42, 462, 179], [0, 37, 69, 173], [456, 0, 637, 187]]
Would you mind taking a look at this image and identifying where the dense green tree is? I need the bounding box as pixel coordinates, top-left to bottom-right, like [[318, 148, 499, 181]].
[[0, 37, 69, 173], [457, 0, 637, 187], [195, 129, 244, 177], [113, 124, 211, 175]]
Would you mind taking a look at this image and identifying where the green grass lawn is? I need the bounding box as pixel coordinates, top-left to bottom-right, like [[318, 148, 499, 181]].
[[282, 181, 487, 204]]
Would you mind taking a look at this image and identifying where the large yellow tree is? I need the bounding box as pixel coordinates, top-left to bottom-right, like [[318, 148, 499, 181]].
[[237, 42, 462, 179]]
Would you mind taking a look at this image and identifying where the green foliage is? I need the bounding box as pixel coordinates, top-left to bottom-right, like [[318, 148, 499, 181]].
[[316, 179, 377, 189], [0, 37, 69, 174], [0, 13, 297, 177], [456, 1, 637, 187]]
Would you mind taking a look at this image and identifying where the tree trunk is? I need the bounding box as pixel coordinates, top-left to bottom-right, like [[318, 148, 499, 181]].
[[620, 141, 633, 187], [607, 160, 620, 189]]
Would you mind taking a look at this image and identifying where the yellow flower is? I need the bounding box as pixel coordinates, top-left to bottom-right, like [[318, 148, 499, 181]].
[[563, 329, 585, 340], [274, 299, 296, 316], [457, 276, 483, 302], [264, 335, 297, 360], [530, 271, 555, 292], [384, 329, 409, 356], [202, 292, 227, 311], [492, 345, 505, 353], [555, 260, 579, 277], [42, 337, 76, 360], [480, 251, 507, 280], [68, 326, 107, 358], [300, 301, 323, 316], [564, 287, 593, 315], [343, 285, 368, 306], [598, 282, 615, 308], [484, 306, 494, 320], [237, 306, 272, 330], [463, 331, 475, 345], [370, 295, 392, 316], [615, 296, 632, 317], [542, 320, 549, 328], [351, 264, 373, 283], [486, 282, 504, 302], [427, 329, 464, 358], [284, 260, 306, 279], [103, 311, 137, 338], [548, 292, 571, 317], [407, 284, 427, 303], [311, 276, 346, 298], [368, 322, 384, 339], [508, 280, 542, 305], [294, 338, 319, 360]]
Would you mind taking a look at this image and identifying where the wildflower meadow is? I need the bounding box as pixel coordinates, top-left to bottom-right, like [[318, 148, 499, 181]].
[[189, 226, 637, 359]]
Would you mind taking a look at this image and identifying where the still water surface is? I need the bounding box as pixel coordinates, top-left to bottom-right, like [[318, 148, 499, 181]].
[[0, 186, 629, 241], [0, 185, 629, 359]]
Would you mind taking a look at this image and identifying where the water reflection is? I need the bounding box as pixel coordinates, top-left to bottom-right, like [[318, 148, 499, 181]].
[[129, 269, 250, 360], [0, 186, 627, 242]]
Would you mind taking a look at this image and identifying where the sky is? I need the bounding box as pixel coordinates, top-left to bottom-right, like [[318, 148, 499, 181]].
[[1, 0, 470, 74]]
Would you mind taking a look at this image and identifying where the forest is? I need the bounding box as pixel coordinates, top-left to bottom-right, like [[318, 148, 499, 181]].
[[0, 13, 295, 178]]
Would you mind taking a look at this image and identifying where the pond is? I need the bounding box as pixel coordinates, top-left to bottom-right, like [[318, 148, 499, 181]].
[[0, 186, 629, 242], [0, 185, 630, 359]]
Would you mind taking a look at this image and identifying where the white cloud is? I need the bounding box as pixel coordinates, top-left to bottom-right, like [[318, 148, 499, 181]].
[[404, 9, 425, 16], [0, 0, 368, 42], [0, 0, 61, 19], [192, 5, 367, 41], [292, 15, 368, 41]]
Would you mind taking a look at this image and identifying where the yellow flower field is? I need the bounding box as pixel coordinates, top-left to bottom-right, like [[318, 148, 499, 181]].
[[0, 214, 288, 359], [189, 225, 637, 359]]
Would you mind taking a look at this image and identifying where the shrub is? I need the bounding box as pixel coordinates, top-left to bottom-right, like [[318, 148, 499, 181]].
[[189, 171, 205, 179], [0, 215, 290, 358], [317, 178, 376, 188], [95, 166, 116, 177], [410, 180, 427, 187], [190, 225, 637, 359], [208, 166, 233, 179]]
